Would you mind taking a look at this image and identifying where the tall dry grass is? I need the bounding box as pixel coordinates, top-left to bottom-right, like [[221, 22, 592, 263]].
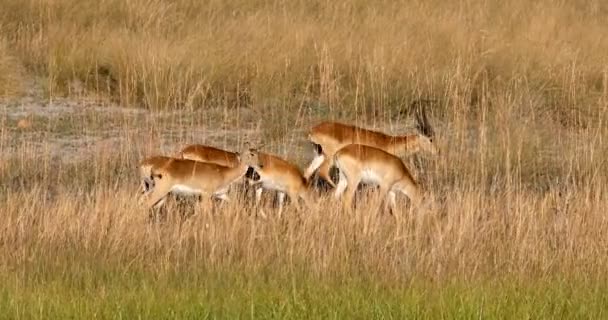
[[1, 0, 607, 114], [0, 37, 25, 97], [1, 97, 607, 285], [0, 1, 608, 314]]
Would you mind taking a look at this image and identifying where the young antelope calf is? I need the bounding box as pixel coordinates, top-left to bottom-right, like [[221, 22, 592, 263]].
[[333, 144, 422, 213]]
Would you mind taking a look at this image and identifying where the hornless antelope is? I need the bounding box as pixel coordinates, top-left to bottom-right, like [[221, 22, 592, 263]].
[[333, 144, 422, 213], [246, 149, 312, 217], [178, 144, 240, 167], [144, 147, 259, 210], [137, 145, 241, 197], [138, 155, 173, 195], [304, 102, 437, 188], [178, 143, 260, 194]]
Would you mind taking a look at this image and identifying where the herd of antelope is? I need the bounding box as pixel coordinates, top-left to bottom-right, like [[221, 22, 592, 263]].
[[138, 108, 438, 216]]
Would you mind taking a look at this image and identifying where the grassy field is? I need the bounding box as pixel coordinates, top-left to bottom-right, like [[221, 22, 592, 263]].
[[1, 0, 608, 318]]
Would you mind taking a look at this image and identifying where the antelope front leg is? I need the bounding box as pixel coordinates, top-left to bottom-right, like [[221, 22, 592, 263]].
[[212, 186, 231, 203], [341, 174, 361, 212], [317, 157, 337, 188], [251, 184, 267, 219], [247, 179, 264, 204], [395, 179, 422, 208], [277, 192, 286, 219], [145, 187, 171, 210], [334, 171, 348, 199], [254, 186, 264, 205], [303, 154, 325, 181], [213, 192, 230, 203], [386, 191, 397, 215]]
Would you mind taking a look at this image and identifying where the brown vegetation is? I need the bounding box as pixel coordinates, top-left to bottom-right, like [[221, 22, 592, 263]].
[[0, 0, 607, 290]]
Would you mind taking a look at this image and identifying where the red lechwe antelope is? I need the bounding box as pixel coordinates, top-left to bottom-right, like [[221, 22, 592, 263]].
[[144, 147, 259, 210], [178, 143, 261, 194], [138, 155, 173, 195], [303, 103, 437, 188], [138, 143, 241, 196], [246, 149, 312, 217], [178, 144, 240, 167], [138, 144, 257, 199], [333, 144, 422, 213]]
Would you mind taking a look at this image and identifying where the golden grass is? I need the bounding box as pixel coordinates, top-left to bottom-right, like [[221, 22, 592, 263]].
[[1, 100, 606, 284], [2, 168, 607, 282], [0, 1, 608, 313], [0, 37, 25, 97], [1, 0, 607, 112]]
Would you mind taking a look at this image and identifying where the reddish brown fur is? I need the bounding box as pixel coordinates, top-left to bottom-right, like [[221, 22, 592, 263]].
[[178, 144, 240, 167], [257, 152, 307, 186], [145, 150, 258, 209], [304, 121, 437, 188], [333, 144, 422, 213], [138, 155, 174, 194], [310, 121, 437, 158], [249, 151, 311, 216]]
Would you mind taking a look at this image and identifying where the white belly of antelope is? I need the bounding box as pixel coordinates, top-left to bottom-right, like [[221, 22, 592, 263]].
[[260, 177, 287, 192], [360, 169, 383, 186], [171, 184, 204, 196]]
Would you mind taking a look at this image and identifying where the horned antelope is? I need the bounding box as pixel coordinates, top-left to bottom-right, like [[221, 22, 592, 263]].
[[246, 149, 312, 217], [333, 144, 422, 213], [144, 147, 259, 210], [303, 101, 437, 188]]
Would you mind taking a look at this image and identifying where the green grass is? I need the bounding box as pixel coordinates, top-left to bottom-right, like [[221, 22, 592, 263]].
[[1, 257, 606, 319], [2, 275, 606, 319]]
